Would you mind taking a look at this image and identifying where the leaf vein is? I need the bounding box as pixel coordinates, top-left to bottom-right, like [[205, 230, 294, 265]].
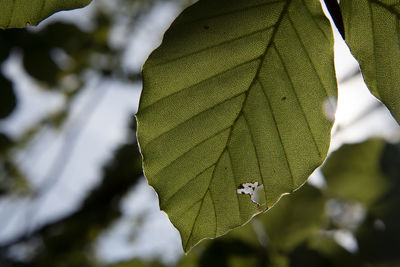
[[163, 164, 216, 207], [287, 15, 330, 99], [184, 199, 204, 251], [197, 0, 292, 217], [208, 189, 218, 237], [153, 126, 230, 178], [185, 156, 222, 249], [242, 113, 268, 204], [300, 0, 330, 41], [151, 25, 275, 69], [144, 93, 244, 150], [257, 79, 295, 189], [142, 57, 259, 111], [272, 43, 322, 157], [163, 0, 296, 248]]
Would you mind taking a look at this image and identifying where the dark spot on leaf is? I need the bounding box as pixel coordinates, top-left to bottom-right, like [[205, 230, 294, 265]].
[[203, 25, 210, 30], [281, 96, 287, 101]]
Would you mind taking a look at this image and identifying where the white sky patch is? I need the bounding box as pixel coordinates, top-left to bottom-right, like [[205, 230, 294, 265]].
[[237, 182, 263, 204], [323, 96, 338, 122]]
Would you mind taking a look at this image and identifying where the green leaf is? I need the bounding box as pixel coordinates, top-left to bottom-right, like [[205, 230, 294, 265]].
[[260, 184, 325, 251], [23, 46, 61, 85], [340, 0, 400, 123], [0, 0, 91, 29], [322, 139, 389, 206], [301, 235, 363, 267], [137, 0, 337, 251]]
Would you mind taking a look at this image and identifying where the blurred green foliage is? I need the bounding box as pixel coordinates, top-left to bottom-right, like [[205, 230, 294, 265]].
[[322, 139, 389, 206], [0, 74, 16, 119], [0, 0, 156, 265]]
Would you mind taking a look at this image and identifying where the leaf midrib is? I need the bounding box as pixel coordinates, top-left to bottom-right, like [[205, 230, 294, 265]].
[[184, 0, 293, 249], [218, 0, 292, 150]]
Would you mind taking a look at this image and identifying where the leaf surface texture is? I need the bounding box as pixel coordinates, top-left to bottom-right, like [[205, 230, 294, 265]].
[[137, 0, 337, 251]]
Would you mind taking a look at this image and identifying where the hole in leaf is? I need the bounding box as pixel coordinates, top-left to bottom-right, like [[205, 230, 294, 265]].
[[237, 182, 263, 205]]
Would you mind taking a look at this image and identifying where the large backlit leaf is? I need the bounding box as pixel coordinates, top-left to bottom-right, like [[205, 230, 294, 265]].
[[340, 0, 400, 123], [137, 0, 337, 251], [0, 0, 91, 29]]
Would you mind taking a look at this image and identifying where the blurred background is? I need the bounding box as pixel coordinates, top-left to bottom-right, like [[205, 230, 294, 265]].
[[0, 0, 399, 266]]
